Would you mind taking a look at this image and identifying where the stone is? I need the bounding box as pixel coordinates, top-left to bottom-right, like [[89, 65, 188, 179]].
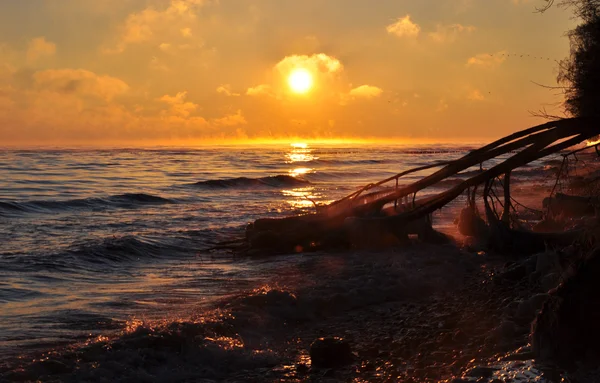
[[504, 300, 520, 317], [296, 363, 309, 374], [532, 248, 600, 366], [30, 359, 72, 375], [491, 320, 517, 341], [528, 293, 550, 312], [309, 337, 353, 368], [500, 263, 528, 281], [535, 251, 560, 274], [466, 366, 498, 378], [516, 300, 534, 322], [541, 272, 560, 292]]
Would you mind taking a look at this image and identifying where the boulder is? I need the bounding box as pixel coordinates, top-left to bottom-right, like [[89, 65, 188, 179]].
[[541, 273, 560, 292], [491, 320, 517, 342], [535, 251, 561, 274], [532, 248, 600, 367], [529, 293, 550, 312], [516, 294, 549, 325], [310, 337, 353, 368], [516, 300, 534, 322]]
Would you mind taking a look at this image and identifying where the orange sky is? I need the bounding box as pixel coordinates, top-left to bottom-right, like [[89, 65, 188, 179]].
[[0, 0, 577, 145]]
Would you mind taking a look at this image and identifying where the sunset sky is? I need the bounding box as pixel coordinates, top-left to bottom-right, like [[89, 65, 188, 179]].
[[0, 0, 577, 145]]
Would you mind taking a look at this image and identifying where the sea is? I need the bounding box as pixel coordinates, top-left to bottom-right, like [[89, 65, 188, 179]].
[[0, 143, 566, 365]]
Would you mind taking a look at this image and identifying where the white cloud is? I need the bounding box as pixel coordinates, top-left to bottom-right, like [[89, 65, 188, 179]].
[[386, 15, 421, 38], [33, 69, 129, 101], [158, 91, 197, 117], [149, 56, 170, 71], [27, 37, 56, 64], [180, 27, 192, 37], [349, 85, 383, 98], [436, 98, 449, 112], [246, 84, 272, 96], [106, 0, 207, 53], [275, 53, 342, 75], [467, 51, 507, 68], [429, 24, 476, 43], [212, 109, 247, 126], [467, 89, 485, 101], [216, 84, 239, 96]]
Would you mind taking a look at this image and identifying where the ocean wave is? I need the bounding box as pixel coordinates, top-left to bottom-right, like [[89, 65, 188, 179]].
[[1, 245, 480, 382], [1, 236, 188, 273], [66, 235, 176, 264], [0, 193, 174, 215], [193, 175, 310, 189], [308, 158, 390, 165]]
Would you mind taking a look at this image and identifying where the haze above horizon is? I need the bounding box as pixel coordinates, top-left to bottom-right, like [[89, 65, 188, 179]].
[[0, 0, 576, 146]]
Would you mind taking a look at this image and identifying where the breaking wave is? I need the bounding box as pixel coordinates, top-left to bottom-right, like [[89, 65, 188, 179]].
[[193, 175, 311, 189], [0, 193, 174, 215]]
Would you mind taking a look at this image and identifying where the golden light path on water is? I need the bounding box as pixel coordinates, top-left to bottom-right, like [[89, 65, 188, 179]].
[[284, 143, 325, 209]]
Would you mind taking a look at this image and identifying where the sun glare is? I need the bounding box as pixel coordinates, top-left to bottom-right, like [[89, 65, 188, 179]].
[[288, 68, 313, 94]]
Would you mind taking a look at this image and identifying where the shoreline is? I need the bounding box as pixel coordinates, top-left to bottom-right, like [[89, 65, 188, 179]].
[[0, 240, 568, 382]]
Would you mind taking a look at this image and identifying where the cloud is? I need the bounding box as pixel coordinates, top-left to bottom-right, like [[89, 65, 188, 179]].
[[27, 37, 56, 64], [349, 85, 383, 98], [436, 98, 449, 112], [158, 91, 197, 117], [275, 53, 342, 77], [106, 0, 207, 53], [429, 24, 476, 43], [212, 110, 247, 126], [466, 51, 507, 68], [216, 84, 239, 96], [467, 89, 485, 101], [149, 56, 170, 71], [181, 27, 192, 37], [33, 69, 129, 101], [0, 44, 17, 80], [386, 15, 421, 38], [246, 84, 272, 96]]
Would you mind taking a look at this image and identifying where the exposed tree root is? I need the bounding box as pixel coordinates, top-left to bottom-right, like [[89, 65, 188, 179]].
[[216, 118, 600, 255]]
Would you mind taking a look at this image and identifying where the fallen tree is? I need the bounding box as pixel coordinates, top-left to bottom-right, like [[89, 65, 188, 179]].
[[211, 117, 600, 255]]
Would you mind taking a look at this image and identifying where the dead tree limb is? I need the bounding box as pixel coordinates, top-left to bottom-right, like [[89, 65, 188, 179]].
[[238, 118, 599, 254]]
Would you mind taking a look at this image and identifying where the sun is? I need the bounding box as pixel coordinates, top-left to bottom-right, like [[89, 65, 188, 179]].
[[288, 68, 313, 94]]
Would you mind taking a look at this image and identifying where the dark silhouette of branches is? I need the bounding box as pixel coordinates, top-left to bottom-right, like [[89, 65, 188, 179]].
[[538, 1, 600, 120], [538, 0, 600, 18]]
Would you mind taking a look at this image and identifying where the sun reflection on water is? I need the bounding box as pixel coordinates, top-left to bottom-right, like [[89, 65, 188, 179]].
[[286, 142, 317, 163], [289, 167, 313, 177], [284, 143, 322, 208], [281, 187, 319, 209]]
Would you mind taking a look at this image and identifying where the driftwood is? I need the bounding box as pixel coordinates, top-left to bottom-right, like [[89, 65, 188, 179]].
[[223, 118, 600, 255]]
